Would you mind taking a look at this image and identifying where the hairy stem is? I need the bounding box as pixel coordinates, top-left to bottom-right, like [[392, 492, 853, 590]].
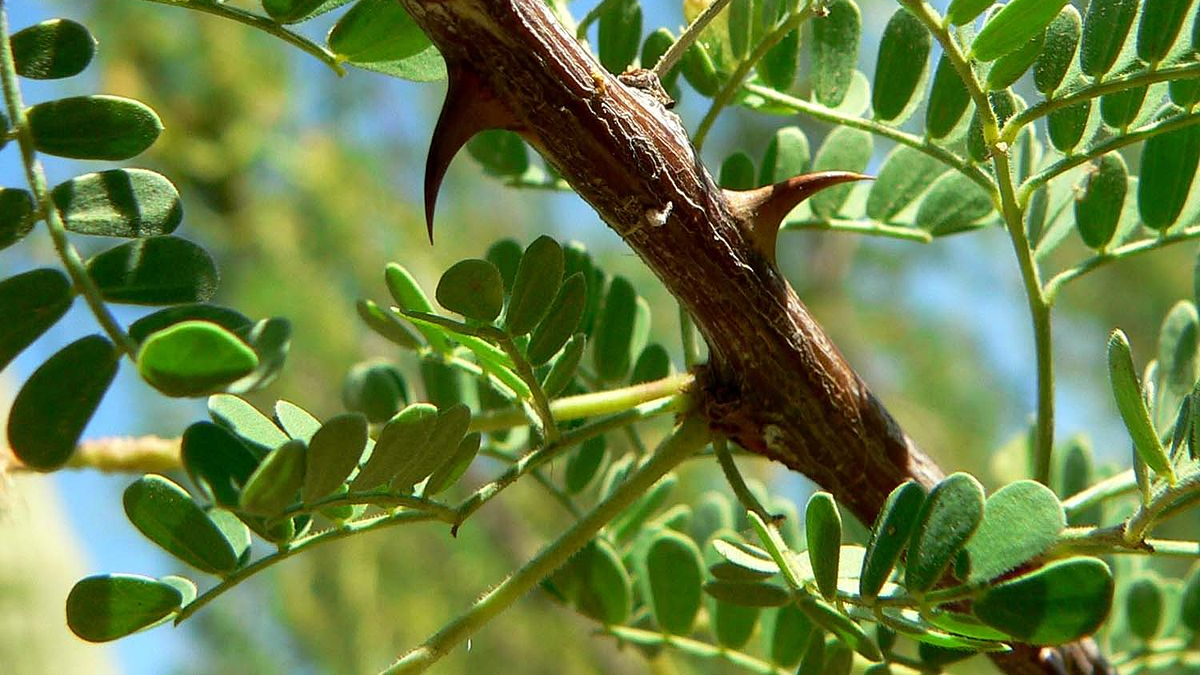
[[1045, 224, 1200, 301]]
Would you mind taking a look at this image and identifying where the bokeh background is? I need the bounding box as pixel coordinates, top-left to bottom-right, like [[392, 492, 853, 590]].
[[1, 1, 1191, 673]]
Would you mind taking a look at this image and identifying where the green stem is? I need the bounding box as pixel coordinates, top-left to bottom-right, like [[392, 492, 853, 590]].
[[714, 437, 772, 522], [1126, 471, 1200, 544], [782, 216, 935, 243], [383, 416, 711, 674], [275, 491, 457, 523], [0, 5, 139, 358], [1045, 224, 1200, 301], [652, 0, 734, 78], [136, 0, 344, 76], [694, 8, 810, 150], [1061, 469, 1136, 518], [495, 333, 559, 442], [601, 625, 791, 675], [743, 83, 993, 193], [176, 510, 441, 623]]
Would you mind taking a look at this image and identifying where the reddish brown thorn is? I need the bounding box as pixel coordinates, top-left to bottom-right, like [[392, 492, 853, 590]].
[[724, 171, 873, 263], [424, 66, 521, 244]]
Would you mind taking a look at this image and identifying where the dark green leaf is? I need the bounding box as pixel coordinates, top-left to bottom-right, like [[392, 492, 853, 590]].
[[302, 413, 368, 502], [86, 236, 218, 305], [66, 574, 182, 643], [810, 128, 872, 219], [128, 304, 251, 345], [644, 530, 704, 634], [0, 188, 35, 251], [926, 55, 971, 139], [1100, 84, 1147, 129], [759, 29, 800, 91], [543, 333, 585, 396], [1171, 76, 1200, 108], [7, 335, 116, 470], [805, 492, 841, 602], [974, 557, 1113, 645], [873, 9, 930, 123], [485, 239, 522, 293], [0, 268, 72, 372], [719, 152, 756, 190], [565, 436, 606, 494], [467, 130, 529, 177], [597, 0, 641, 74], [612, 474, 676, 543], [181, 421, 259, 507], [342, 361, 408, 423], [593, 276, 638, 381], [630, 344, 671, 384], [727, 0, 750, 60], [506, 236, 564, 335], [389, 402, 470, 491], [1126, 574, 1165, 641], [710, 598, 759, 648], [137, 321, 258, 397], [351, 403, 437, 489], [1080, 0, 1138, 77], [355, 299, 421, 350], [905, 472, 985, 593], [682, 43, 721, 97], [642, 29, 680, 90], [11, 18, 94, 79], [796, 633, 825, 675], [968, 90, 1018, 162], [759, 126, 809, 185], [419, 357, 465, 408], [770, 603, 815, 667], [964, 480, 1065, 583], [1139, 122, 1200, 230], [811, 0, 861, 108], [123, 474, 239, 574], [946, 0, 992, 25], [527, 273, 586, 367], [262, 0, 352, 23], [1137, 0, 1193, 63], [1035, 7, 1081, 95], [1108, 329, 1177, 479], [435, 258, 504, 322], [1180, 565, 1200, 631], [239, 439, 306, 516], [986, 30, 1045, 91], [28, 95, 162, 160], [424, 431, 480, 496], [915, 173, 994, 236], [52, 169, 182, 238], [1074, 152, 1127, 250], [972, 0, 1070, 62], [860, 481, 925, 600], [1047, 100, 1091, 153], [796, 595, 883, 662], [866, 146, 949, 222], [703, 580, 790, 607], [328, 0, 431, 63], [573, 538, 632, 625]]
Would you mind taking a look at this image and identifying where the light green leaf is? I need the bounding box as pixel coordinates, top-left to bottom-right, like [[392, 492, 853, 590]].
[[239, 439, 306, 516], [123, 474, 239, 575], [915, 173, 994, 236], [301, 412, 369, 502], [1139, 121, 1200, 230], [860, 480, 925, 600], [1074, 153, 1127, 250], [866, 146, 949, 222], [770, 603, 815, 668], [759, 126, 810, 185], [137, 321, 258, 397], [972, 0, 1070, 62], [1126, 574, 1165, 641], [506, 236, 564, 335], [208, 393, 289, 454], [974, 557, 1113, 645], [805, 492, 841, 602], [811, 0, 860, 108], [1108, 329, 1177, 481], [905, 472, 985, 593], [809, 128, 872, 219], [1035, 7, 1081, 95], [964, 480, 1065, 583], [926, 55, 971, 139], [53, 168, 182, 239], [597, 0, 641, 74], [643, 530, 704, 635]]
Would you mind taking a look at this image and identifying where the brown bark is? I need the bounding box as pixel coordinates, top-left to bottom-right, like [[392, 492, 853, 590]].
[[398, 1, 1105, 672]]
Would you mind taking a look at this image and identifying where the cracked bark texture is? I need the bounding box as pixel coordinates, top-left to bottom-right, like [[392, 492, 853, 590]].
[[397, 1, 1109, 673]]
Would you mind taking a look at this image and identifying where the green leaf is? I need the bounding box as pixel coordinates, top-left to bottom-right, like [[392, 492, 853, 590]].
[[467, 130, 529, 177], [128, 304, 251, 345], [424, 431, 480, 496], [805, 492, 841, 602], [703, 580, 790, 607], [344, 45, 446, 82], [866, 146, 949, 222], [972, 0, 1070, 62], [795, 633, 826, 675], [137, 321, 257, 397], [526, 273, 586, 367], [0, 268, 73, 372], [770, 603, 815, 667], [227, 318, 290, 394], [351, 402, 437, 489], [631, 343, 671, 385], [1180, 565, 1200, 631], [1080, 0, 1139, 77], [28, 95, 162, 160], [11, 18, 94, 80], [1126, 574, 1165, 641], [301, 413, 369, 502], [1139, 122, 1200, 230], [1035, 7, 1081, 95], [435, 259, 504, 322], [385, 262, 449, 353], [1108, 329, 1177, 481], [181, 421, 260, 507], [52, 169, 182, 238], [968, 90, 1018, 162], [872, 8, 930, 123], [682, 43, 721, 97], [342, 361, 408, 423], [946, 0, 992, 25], [644, 530, 704, 634], [964, 480, 1065, 583], [356, 299, 421, 350], [209, 393, 289, 454], [593, 276, 638, 382], [905, 472, 985, 593], [925, 55, 971, 139], [573, 538, 632, 625], [710, 597, 759, 648], [328, 0, 431, 63], [1137, 0, 1193, 63], [597, 0, 641, 74], [712, 537, 781, 576], [719, 152, 756, 190], [239, 439, 306, 516], [86, 236, 218, 305], [642, 29, 680, 89], [1047, 100, 1091, 154], [565, 435, 606, 494], [1156, 300, 1200, 432], [485, 239, 522, 293], [796, 595, 882, 662], [860, 481, 925, 600], [759, 29, 800, 91], [1171, 76, 1200, 108], [974, 557, 1113, 645], [543, 333, 586, 396], [66, 574, 183, 643], [7, 335, 116, 471], [274, 401, 320, 442], [759, 127, 810, 185], [393, 402, 469, 490], [506, 236, 564, 335], [986, 30, 1045, 91], [915, 173, 994, 236], [262, 0, 352, 23], [811, 0, 860, 108], [0, 187, 35, 251], [1100, 84, 1147, 129], [810, 128, 872, 219], [612, 474, 676, 543], [1074, 153, 1127, 250], [123, 474, 239, 575]]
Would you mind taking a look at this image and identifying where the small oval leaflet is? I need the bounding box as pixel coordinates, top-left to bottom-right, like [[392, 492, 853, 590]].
[[1047, 100, 1091, 154], [351, 402, 437, 490], [759, 28, 800, 92], [704, 579, 790, 608], [593, 276, 639, 382], [424, 431, 481, 497], [860, 480, 925, 600], [28, 95, 162, 161], [710, 598, 759, 648], [1139, 122, 1200, 231], [52, 168, 183, 238], [1136, 0, 1192, 64], [505, 236, 564, 335], [771, 603, 815, 668], [8, 334, 117, 471], [436, 258, 504, 322], [805, 492, 841, 602], [486, 238, 523, 293], [342, 361, 408, 423], [963, 480, 1065, 583], [872, 8, 930, 124], [759, 126, 810, 185], [128, 304, 251, 345], [239, 439, 307, 516], [682, 43, 720, 97], [11, 18, 95, 80], [810, 0, 861, 108], [385, 262, 449, 352], [274, 400, 321, 442], [1180, 566, 1200, 631], [866, 146, 949, 222], [985, 30, 1045, 91], [974, 556, 1113, 645], [644, 530, 704, 635], [137, 321, 258, 397], [971, 0, 1071, 62], [796, 595, 883, 662], [597, 0, 641, 74], [1074, 153, 1127, 250], [719, 152, 756, 190], [302, 412, 369, 503], [945, 0, 992, 25], [1034, 7, 1081, 95], [571, 538, 631, 625], [0, 187, 35, 251], [66, 574, 183, 643], [328, 0, 432, 64], [915, 173, 994, 236], [262, 0, 343, 23], [1099, 85, 1147, 130], [356, 299, 421, 350], [394, 403, 471, 491], [1126, 574, 1165, 641], [123, 474, 240, 575], [925, 56, 971, 140], [209, 393, 290, 454], [181, 421, 260, 507], [810, 127, 872, 219], [86, 236, 218, 305], [905, 472, 985, 593], [1080, 0, 1138, 78], [1108, 329, 1177, 481], [0, 267, 73, 373], [528, 273, 586, 367], [467, 130, 528, 178]]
